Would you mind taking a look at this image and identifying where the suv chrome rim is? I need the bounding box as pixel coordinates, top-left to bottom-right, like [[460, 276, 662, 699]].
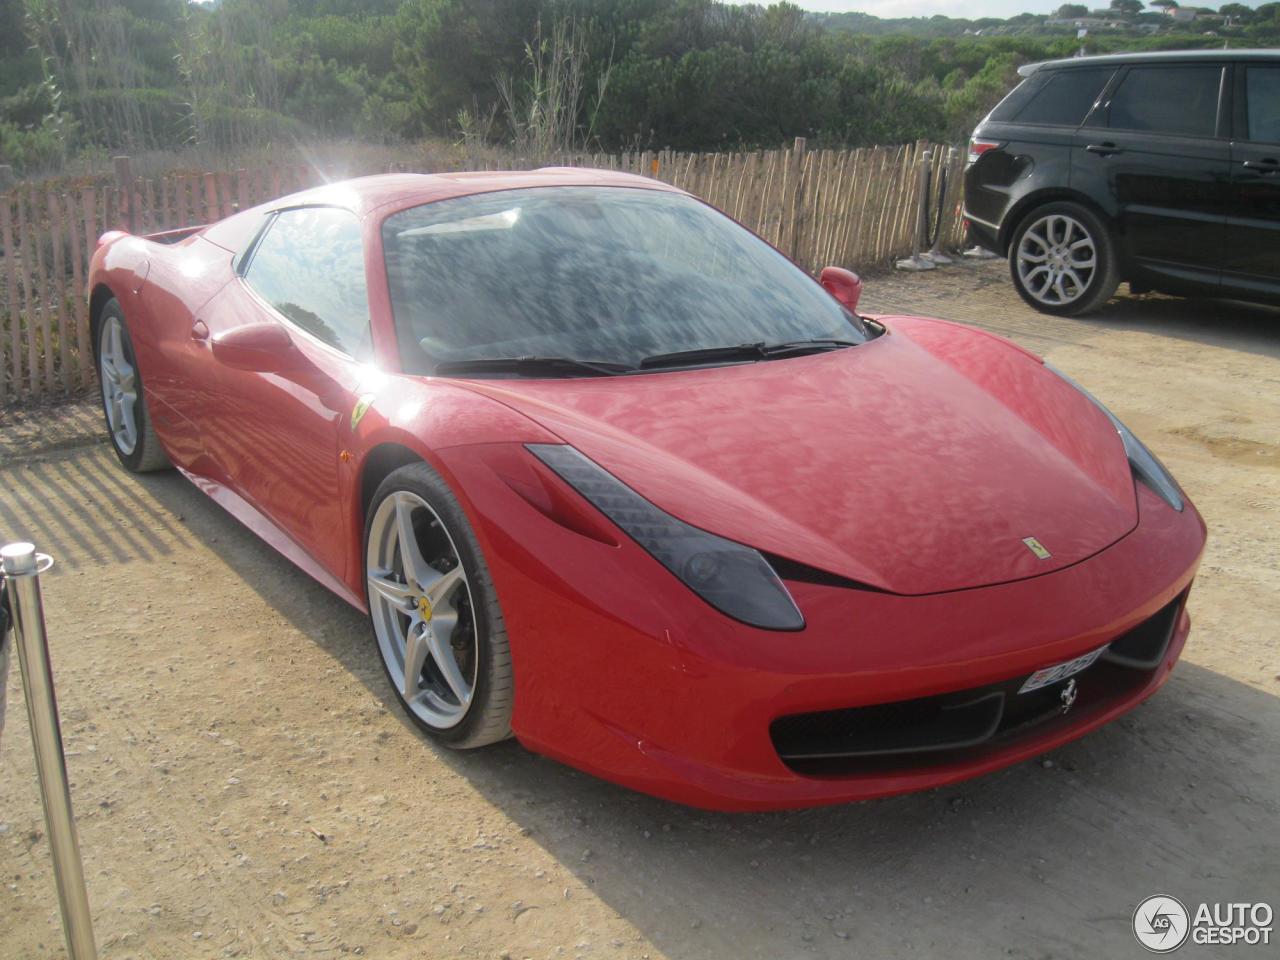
[[367, 491, 477, 729], [1016, 214, 1097, 307], [99, 315, 138, 455]]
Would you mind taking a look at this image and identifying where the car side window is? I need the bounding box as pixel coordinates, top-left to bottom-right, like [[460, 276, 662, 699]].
[[1245, 66, 1280, 144], [1106, 65, 1222, 139], [1011, 67, 1113, 127], [243, 207, 371, 360]]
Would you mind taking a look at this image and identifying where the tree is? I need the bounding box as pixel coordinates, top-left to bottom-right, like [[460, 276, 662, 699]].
[[1056, 3, 1089, 16], [1219, 2, 1251, 20], [1149, 0, 1177, 7], [392, 0, 540, 135], [1109, 0, 1144, 15]]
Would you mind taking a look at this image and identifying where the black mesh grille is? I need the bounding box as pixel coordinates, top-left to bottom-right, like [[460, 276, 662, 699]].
[[771, 591, 1186, 775]]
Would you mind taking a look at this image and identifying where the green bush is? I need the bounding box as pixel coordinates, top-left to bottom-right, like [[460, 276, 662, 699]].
[[0, 117, 68, 175]]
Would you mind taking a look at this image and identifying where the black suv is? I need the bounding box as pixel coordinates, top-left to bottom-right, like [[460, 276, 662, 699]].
[[965, 50, 1280, 315]]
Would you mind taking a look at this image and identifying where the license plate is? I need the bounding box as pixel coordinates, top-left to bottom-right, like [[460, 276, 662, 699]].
[[1018, 646, 1106, 694]]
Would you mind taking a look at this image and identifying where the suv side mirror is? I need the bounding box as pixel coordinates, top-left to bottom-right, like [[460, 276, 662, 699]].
[[820, 266, 863, 314], [211, 322, 303, 373]]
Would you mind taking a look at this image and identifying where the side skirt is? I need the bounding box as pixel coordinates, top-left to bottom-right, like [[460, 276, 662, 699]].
[[177, 466, 367, 613]]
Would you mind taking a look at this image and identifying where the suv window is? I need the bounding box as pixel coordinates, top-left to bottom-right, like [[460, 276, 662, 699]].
[[1107, 65, 1222, 138], [244, 207, 371, 359], [988, 76, 1043, 123], [1009, 67, 1113, 127], [1245, 65, 1280, 144]]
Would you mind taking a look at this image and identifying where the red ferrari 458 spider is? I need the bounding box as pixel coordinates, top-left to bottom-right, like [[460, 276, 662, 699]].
[[88, 168, 1205, 810]]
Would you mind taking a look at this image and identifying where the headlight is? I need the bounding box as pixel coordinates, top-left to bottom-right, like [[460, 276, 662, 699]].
[[1047, 364, 1184, 512], [527, 444, 805, 630]]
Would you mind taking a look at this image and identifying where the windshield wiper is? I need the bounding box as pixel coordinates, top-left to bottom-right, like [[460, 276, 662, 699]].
[[432, 355, 633, 377], [638, 338, 860, 370]]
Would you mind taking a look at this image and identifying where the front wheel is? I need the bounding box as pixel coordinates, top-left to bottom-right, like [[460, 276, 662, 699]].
[[1009, 202, 1120, 317], [364, 462, 513, 748]]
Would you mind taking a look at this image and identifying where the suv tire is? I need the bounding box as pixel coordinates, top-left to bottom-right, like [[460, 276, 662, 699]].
[[1008, 202, 1120, 317]]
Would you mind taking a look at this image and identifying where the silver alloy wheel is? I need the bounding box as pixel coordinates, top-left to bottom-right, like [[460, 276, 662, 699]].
[[1015, 213, 1098, 307], [99, 314, 138, 455], [367, 490, 478, 729]]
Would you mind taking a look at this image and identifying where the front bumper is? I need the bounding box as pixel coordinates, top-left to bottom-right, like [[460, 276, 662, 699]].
[[441, 443, 1206, 811]]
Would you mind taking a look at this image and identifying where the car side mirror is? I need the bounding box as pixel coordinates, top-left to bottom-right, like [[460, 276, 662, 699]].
[[820, 266, 863, 314], [211, 322, 303, 373]]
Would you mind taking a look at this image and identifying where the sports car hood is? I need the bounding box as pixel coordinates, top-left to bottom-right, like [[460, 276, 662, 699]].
[[458, 317, 1139, 596]]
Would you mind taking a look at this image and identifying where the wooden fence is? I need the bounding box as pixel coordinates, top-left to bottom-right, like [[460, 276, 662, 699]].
[[0, 139, 965, 407]]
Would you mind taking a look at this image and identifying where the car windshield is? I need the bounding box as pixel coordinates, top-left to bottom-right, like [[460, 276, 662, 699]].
[[381, 186, 867, 374]]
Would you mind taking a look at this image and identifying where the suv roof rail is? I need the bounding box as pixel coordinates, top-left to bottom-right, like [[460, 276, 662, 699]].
[[1019, 47, 1280, 77]]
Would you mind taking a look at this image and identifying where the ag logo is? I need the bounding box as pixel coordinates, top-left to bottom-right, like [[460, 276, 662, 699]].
[[1133, 895, 1190, 953]]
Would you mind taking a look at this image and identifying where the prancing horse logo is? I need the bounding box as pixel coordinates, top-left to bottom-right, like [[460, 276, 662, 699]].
[[1022, 536, 1052, 560], [1060, 678, 1079, 713]]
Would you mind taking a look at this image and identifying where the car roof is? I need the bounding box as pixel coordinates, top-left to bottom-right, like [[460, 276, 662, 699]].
[[271, 167, 681, 219], [1019, 48, 1280, 77]]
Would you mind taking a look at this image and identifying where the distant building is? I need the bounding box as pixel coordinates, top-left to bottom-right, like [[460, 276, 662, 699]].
[[1046, 16, 1126, 27]]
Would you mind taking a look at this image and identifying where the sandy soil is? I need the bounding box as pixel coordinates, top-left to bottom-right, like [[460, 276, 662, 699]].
[[1, 260, 1277, 959]]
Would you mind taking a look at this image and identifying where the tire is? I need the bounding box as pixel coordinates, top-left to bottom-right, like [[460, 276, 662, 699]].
[[96, 298, 171, 473], [364, 461, 513, 748], [1008, 202, 1120, 317]]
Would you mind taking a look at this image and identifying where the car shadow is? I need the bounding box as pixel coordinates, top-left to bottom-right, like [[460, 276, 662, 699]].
[[1084, 290, 1280, 360], [119, 461, 1280, 957]]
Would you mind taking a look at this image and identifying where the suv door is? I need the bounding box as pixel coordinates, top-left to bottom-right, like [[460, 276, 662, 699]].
[[1072, 62, 1231, 291], [1225, 62, 1280, 302]]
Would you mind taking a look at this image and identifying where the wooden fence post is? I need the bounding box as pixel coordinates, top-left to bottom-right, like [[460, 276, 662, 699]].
[[203, 173, 219, 224], [113, 156, 133, 233], [47, 188, 71, 392], [0, 195, 16, 404], [786, 137, 807, 261]]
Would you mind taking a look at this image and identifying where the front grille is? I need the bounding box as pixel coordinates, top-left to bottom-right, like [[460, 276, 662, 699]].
[[771, 591, 1185, 776]]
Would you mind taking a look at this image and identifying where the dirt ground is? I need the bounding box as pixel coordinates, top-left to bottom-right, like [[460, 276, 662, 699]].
[[1, 259, 1277, 959]]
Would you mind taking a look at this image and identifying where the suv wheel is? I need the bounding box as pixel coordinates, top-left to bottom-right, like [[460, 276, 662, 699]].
[[1009, 202, 1120, 316]]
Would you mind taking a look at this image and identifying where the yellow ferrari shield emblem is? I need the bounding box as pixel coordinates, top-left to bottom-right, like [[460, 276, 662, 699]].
[[350, 394, 374, 431], [1021, 536, 1051, 560], [417, 596, 433, 620]]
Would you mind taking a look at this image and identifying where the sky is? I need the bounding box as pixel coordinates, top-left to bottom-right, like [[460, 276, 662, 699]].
[[796, 0, 1252, 19]]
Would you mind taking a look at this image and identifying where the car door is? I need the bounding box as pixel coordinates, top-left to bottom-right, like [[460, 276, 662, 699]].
[[197, 206, 373, 582], [1072, 62, 1231, 290], [1224, 61, 1280, 301]]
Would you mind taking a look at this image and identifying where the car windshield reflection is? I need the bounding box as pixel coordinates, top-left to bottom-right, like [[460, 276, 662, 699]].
[[382, 186, 867, 375]]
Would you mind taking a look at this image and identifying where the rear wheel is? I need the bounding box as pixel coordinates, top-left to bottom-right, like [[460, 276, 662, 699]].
[[364, 462, 513, 748], [97, 298, 170, 472], [1009, 202, 1120, 317]]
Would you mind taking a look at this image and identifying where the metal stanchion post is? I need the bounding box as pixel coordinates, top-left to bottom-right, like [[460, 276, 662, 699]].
[[923, 146, 956, 265], [896, 152, 936, 272], [1, 542, 98, 960]]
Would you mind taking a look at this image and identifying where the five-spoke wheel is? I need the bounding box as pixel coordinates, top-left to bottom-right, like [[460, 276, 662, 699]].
[[100, 313, 138, 454], [365, 463, 512, 746], [96, 298, 170, 472]]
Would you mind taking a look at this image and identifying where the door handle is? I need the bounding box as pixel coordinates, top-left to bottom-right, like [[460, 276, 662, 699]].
[[191, 319, 209, 341], [1242, 158, 1280, 172], [1085, 142, 1123, 156]]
